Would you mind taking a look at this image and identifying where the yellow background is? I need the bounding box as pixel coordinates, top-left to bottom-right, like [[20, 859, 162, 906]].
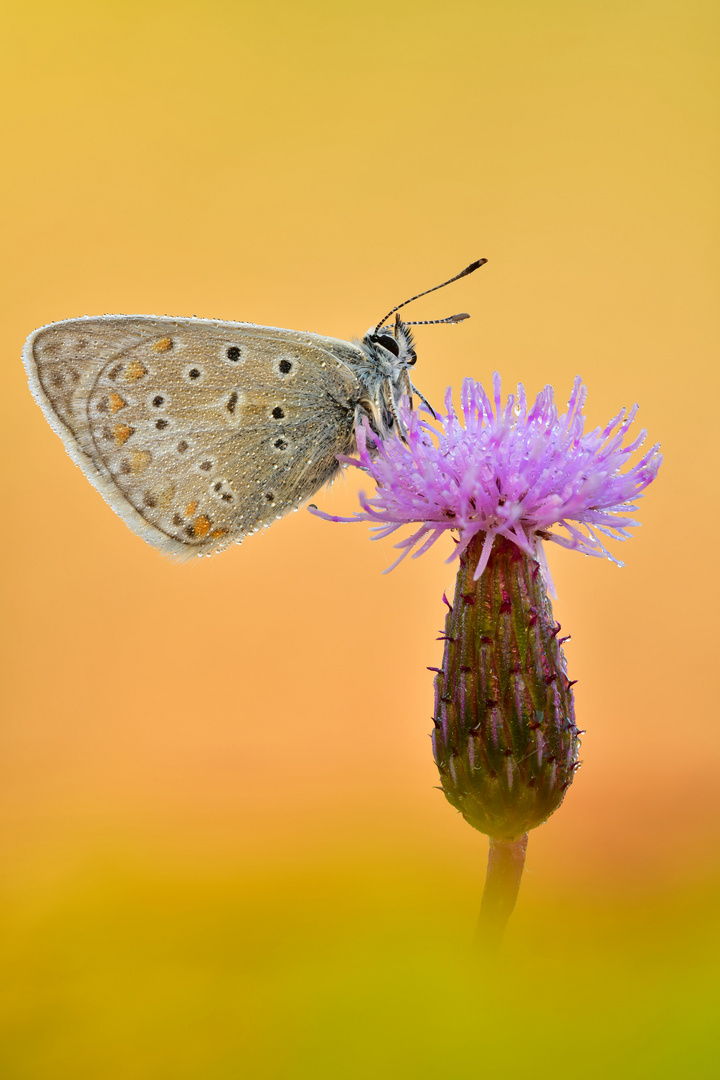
[[1, 1, 718, 1075]]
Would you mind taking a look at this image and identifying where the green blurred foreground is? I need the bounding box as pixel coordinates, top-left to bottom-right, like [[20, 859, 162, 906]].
[[1, 854, 718, 1079]]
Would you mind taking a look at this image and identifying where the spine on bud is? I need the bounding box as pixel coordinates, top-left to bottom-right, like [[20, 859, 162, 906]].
[[433, 534, 580, 840]]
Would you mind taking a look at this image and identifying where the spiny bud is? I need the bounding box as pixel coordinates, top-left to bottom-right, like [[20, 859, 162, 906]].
[[432, 533, 581, 840]]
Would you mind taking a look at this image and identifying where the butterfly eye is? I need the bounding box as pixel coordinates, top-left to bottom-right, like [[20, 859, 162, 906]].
[[376, 334, 400, 356]]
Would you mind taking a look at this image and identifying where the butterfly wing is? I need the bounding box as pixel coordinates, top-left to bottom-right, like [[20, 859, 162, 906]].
[[24, 316, 364, 556]]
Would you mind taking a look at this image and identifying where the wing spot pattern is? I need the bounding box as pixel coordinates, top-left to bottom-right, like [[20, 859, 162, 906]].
[[113, 424, 134, 446], [152, 337, 173, 352], [131, 451, 151, 473], [192, 514, 211, 538], [126, 361, 148, 381]]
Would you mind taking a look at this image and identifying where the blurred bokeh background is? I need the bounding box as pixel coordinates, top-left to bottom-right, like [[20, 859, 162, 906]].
[[1, 1, 718, 1076]]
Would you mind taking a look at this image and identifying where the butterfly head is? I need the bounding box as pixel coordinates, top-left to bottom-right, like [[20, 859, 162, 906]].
[[362, 315, 417, 369], [354, 259, 487, 439]]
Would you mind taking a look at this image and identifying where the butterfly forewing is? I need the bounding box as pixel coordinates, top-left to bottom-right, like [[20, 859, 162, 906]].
[[25, 316, 363, 556]]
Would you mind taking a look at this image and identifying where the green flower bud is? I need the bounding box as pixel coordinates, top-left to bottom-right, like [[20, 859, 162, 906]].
[[431, 534, 581, 840]]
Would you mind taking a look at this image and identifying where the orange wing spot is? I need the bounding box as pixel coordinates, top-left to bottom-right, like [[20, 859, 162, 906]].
[[158, 484, 176, 508], [109, 392, 127, 413], [193, 515, 211, 538], [131, 450, 152, 473], [210, 528, 228, 539], [185, 500, 198, 516], [126, 360, 148, 381], [113, 423, 134, 446], [152, 337, 173, 352]]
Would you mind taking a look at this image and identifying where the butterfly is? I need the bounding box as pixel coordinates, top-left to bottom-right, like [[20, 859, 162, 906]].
[[23, 259, 485, 557]]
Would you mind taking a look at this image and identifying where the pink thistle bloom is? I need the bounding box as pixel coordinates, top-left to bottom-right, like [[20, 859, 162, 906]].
[[314, 373, 662, 586]]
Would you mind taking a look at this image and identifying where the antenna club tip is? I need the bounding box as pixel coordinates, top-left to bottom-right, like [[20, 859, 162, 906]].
[[463, 258, 488, 275], [450, 312, 470, 323], [372, 259, 487, 333]]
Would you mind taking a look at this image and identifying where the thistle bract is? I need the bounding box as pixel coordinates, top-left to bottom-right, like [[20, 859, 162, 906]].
[[432, 532, 580, 839]]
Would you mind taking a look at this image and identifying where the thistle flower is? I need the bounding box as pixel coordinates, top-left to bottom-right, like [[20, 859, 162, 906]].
[[318, 373, 661, 589], [314, 373, 661, 952]]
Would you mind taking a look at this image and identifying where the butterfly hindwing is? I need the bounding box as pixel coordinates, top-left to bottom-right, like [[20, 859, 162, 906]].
[[24, 316, 364, 556]]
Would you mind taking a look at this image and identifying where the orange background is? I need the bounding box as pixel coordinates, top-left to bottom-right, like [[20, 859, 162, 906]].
[[1, 1, 718, 1076]]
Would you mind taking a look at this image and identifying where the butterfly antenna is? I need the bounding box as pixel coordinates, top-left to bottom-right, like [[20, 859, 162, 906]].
[[403, 313, 470, 326], [373, 258, 487, 335]]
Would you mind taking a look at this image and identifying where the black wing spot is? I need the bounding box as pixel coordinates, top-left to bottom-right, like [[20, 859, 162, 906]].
[[188, 368, 201, 380], [177, 440, 189, 453], [199, 460, 212, 471], [152, 395, 164, 407], [226, 346, 241, 361], [274, 438, 287, 450], [155, 419, 168, 430], [272, 406, 284, 420], [227, 392, 238, 414], [279, 359, 292, 374]]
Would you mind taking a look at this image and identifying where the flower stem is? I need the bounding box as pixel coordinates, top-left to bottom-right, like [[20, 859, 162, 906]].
[[475, 833, 528, 958]]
